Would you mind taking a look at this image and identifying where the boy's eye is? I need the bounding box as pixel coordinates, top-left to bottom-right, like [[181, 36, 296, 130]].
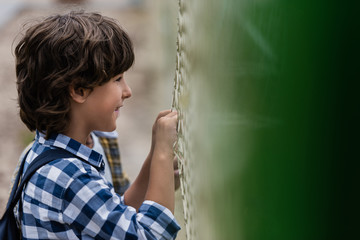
[[115, 77, 122, 82]]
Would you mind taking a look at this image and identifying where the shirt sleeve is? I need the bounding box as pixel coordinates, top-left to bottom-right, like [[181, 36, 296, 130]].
[[62, 170, 180, 240]]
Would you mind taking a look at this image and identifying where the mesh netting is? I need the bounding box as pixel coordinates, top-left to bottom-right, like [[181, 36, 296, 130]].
[[171, 1, 196, 239]]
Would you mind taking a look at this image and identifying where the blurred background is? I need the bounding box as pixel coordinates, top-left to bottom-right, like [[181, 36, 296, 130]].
[[174, 1, 359, 240], [0, 0, 359, 240]]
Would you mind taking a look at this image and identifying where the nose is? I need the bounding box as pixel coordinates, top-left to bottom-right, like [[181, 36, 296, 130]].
[[122, 80, 132, 99]]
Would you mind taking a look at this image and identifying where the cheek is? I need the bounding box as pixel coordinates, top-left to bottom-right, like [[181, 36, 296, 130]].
[[87, 97, 111, 115]]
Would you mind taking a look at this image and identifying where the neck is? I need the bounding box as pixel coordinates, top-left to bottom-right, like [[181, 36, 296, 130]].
[[66, 100, 92, 145], [64, 128, 91, 145]]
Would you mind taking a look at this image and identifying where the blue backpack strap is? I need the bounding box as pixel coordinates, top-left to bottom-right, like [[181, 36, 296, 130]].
[[6, 150, 30, 209], [7, 148, 75, 212]]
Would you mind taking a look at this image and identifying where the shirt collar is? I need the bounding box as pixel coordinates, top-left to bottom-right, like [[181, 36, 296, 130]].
[[35, 131, 104, 169]]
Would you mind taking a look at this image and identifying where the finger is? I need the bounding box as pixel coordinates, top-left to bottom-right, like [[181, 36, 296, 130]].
[[165, 111, 178, 118], [157, 110, 172, 119]]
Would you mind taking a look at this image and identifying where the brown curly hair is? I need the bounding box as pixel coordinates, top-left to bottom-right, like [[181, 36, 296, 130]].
[[15, 11, 134, 138]]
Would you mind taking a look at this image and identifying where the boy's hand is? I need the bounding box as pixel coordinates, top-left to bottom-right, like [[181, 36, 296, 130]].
[[153, 110, 178, 156], [150, 110, 171, 153], [150, 110, 177, 155]]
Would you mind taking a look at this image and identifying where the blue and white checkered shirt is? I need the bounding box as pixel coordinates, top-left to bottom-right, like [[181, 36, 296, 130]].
[[17, 131, 180, 239]]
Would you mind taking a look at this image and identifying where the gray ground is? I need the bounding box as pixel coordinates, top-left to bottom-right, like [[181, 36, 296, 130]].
[[0, 0, 185, 238]]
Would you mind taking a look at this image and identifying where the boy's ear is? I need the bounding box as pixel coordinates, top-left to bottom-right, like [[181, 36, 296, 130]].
[[69, 85, 90, 103]]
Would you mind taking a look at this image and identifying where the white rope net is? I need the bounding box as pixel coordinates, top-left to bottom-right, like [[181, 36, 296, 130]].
[[171, 1, 197, 239]]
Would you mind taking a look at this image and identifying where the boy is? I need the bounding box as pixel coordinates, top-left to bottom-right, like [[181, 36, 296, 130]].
[[14, 11, 180, 239]]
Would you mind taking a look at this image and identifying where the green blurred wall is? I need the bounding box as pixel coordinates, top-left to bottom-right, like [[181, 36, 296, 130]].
[[164, 0, 359, 239]]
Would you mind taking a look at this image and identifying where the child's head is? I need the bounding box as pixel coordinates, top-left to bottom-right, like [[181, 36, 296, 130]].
[[15, 11, 134, 138]]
